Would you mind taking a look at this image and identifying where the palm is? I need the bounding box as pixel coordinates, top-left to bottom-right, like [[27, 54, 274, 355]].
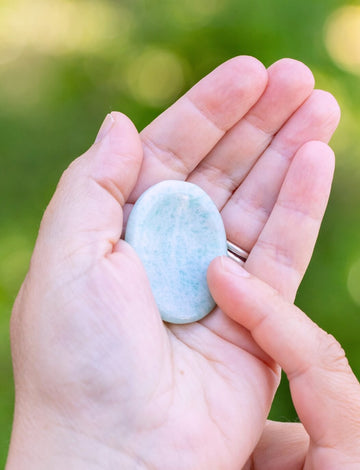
[[79, 255, 276, 469], [16, 56, 339, 469]]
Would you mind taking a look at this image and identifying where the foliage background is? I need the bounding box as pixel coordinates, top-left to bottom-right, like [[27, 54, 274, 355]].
[[1, 0, 360, 464]]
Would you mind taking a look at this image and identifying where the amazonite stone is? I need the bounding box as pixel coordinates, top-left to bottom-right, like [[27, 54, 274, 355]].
[[125, 180, 227, 324]]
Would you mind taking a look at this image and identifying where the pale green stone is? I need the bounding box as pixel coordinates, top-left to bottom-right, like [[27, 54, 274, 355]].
[[125, 180, 227, 324]]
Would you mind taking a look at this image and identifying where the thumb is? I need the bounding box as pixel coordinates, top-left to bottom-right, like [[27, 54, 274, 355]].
[[35, 112, 143, 265]]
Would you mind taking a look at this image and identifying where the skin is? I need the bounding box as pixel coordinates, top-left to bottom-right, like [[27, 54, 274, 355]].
[[208, 258, 360, 469], [6, 56, 354, 469]]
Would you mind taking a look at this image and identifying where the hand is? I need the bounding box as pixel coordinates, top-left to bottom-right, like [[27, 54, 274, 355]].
[[208, 257, 360, 469], [7, 57, 340, 469]]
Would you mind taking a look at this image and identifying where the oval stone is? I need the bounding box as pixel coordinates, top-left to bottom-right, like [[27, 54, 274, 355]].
[[125, 180, 227, 324]]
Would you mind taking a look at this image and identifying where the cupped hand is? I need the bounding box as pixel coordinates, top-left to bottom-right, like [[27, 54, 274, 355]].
[[7, 57, 340, 470]]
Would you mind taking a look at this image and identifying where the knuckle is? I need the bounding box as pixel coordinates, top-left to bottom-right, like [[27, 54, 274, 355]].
[[59, 155, 85, 183], [317, 330, 349, 372]]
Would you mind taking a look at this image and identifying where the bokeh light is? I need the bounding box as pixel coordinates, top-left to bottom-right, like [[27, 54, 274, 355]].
[[126, 48, 186, 107], [325, 5, 360, 75], [0, 0, 133, 61]]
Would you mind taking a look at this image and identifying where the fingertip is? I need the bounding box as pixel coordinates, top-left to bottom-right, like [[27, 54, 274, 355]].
[[268, 58, 315, 91], [207, 255, 251, 310], [207, 256, 223, 292], [93, 111, 142, 157], [313, 89, 341, 114], [292, 140, 336, 197], [110, 111, 139, 134], [207, 255, 221, 274], [219, 255, 251, 278], [228, 55, 268, 92], [95, 113, 116, 144], [107, 111, 143, 157], [299, 140, 335, 170], [310, 89, 341, 132], [229, 55, 267, 76], [87, 112, 143, 205], [208, 255, 250, 280], [188, 55, 268, 131]]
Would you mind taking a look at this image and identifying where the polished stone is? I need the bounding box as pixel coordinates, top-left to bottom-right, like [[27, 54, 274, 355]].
[[125, 180, 227, 324]]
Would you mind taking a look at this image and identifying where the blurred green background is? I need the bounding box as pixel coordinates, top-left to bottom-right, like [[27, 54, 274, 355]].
[[1, 0, 360, 464]]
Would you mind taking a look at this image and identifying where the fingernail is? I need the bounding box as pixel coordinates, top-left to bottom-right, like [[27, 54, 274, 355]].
[[95, 113, 115, 143], [221, 255, 250, 277]]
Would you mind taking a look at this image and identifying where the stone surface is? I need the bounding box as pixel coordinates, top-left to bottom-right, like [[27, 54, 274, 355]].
[[125, 180, 227, 324]]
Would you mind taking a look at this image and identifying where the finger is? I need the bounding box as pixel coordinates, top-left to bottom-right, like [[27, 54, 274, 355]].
[[246, 141, 335, 301], [201, 141, 334, 352], [243, 421, 308, 470], [208, 257, 360, 456], [222, 89, 340, 253], [199, 308, 279, 372], [187, 58, 315, 208], [36, 112, 143, 265], [129, 56, 268, 201]]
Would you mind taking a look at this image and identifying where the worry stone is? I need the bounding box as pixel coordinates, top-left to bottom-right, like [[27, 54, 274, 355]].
[[125, 180, 227, 324]]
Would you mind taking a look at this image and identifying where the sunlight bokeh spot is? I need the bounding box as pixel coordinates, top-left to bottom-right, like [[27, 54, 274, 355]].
[[126, 48, 185, 107], [347, 257, 360, 306], [325, 6, 360, 75], [0, 0, 132, 60]]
